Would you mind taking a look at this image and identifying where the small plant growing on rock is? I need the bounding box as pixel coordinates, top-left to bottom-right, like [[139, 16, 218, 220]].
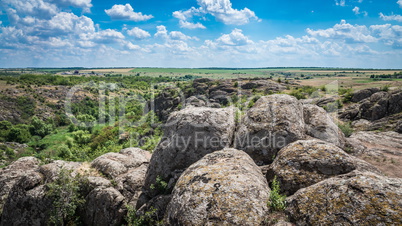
[[268, 176, 286, 212], [338, 122, 353, 137], [125, 205, 163, 226], [150, 175, 168, 195]]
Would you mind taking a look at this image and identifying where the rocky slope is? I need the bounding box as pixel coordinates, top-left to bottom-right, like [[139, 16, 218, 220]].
[[1, 93, 401, 225]]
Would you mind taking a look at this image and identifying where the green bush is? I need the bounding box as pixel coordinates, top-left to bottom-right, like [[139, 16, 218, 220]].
[[8, 124, 32, 143], [125, 205, 163, 226], [338, 122, 353, 137], [150, 175, 168, 195], [268, 176, 286, 212], [46, 169, 88, 225], [30, 116, 54, 138]]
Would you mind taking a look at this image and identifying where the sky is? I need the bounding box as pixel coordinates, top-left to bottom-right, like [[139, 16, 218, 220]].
[[0, 0, 402, 68]]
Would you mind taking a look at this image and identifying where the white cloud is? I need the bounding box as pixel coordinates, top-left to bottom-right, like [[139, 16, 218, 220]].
[[353, 6, 368, 16], [398, 0, 402, 8], [155, 25, 198, 41], [379, 13, 402, 22], [92, 29, 125, 43], [2, 0, 59, 19], [105, 4, 153, 22], [125, 41, 141, 50], [179, 20, 206, 29], [353, 6, 360, 14], [127, 27, 151, 40], [307, 20, 377, 43], [50, 0, 92, 12], [215, 28, 253, 46], [370, 24, 402, 48], [173, 0, 259, 28], [335, 0, 346, 7]]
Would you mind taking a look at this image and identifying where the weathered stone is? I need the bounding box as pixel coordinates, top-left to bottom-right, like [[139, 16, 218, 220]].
[[141, 106, 236, 202], [0, 157, 40, 215], [286, 171, 402, 225], [91, 148, 150, 178], [165, 149, 270, 225], [351, 87, 380, 103], [266, 140, 381, 195], [235, 94, 306, 165], [303, 104, 346, 148], [83, 187, 126, 226]]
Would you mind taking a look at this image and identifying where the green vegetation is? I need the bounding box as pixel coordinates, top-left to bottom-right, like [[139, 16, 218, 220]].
[[338, 122, 354, 137], [46, 169, 89, 225], [125, 205, 163, 226], [150, 175, 168, 195], [268, 176, 287, 212]]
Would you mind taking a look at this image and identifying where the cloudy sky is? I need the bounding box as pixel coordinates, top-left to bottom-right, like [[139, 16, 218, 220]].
[[0, 0, 402, 68]]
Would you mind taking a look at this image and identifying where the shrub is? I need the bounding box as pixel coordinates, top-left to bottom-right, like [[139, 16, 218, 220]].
[[30, 116, 54, 138], [150, 175, 168, 195], [338, 122, 353, 137], [46, 169, 88, 225], [268, 176, 286, 212], [8, 124, 32, 143], [125, 205, 163, 226]]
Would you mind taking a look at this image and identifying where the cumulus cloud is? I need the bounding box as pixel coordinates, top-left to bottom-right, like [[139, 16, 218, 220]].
[[127, 27, 151, 40], [370, 24, 402, 48], [353, 6, 368, 16], [105, 4, 153, 21], [179, 20, 206, 29], [307, 20, 377, 43], [155, 25, 198, 41], [398, 0, 402, 8], [379, 13, 402, 22], [215, 28, 253, 46], [49, 0, 92, 12], [173, 0, 259, 28], [335, 0, 346, 7]]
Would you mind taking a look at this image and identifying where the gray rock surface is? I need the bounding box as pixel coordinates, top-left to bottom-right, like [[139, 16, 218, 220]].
[[142, 106, 236, 200], [1, 148, 150, 226], [351, 87, 380, 103], [235, 94, 306, 165], [266, 140, 381, 195], [286, 171, 402, 225], [165, 149, 270, 225], [303, 104, 346, 148], [0, 157, 41, 220]]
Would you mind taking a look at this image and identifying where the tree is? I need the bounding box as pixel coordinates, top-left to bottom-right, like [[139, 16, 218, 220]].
[[8, 124, 32, 143], [0, 121, 12, 141], [30, 116, 54, 138]]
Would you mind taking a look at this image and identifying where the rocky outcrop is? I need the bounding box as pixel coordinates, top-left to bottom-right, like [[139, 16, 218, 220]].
[[347, 131, 402, 178], [0, 157, 41, 218], [141, 106, 236, 201], [165, 149, 270, 225], [303, 104, 346, 148], [241, 80, 285, 92], [235, 94, 306, 165], [341, 90, 402, 121], [351, 87, 380, 103], [286, 171, 402, 225], [1, 148, 150, 226], [266, 140, 381, 195]]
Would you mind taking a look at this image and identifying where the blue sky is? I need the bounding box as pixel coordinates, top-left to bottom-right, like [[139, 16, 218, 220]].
[[1, 0, 402, 68]]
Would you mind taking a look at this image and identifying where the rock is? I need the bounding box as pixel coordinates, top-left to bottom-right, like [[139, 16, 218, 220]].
[[136, 194, 172, 222], [39, 160, 82, 182], [235, 94, 306, 165], [0, 157, 40, 216], [185, 96, 207, 107], [351, 119, 372, 131], [153, 87, 184, 122], [165, 149, 270, 225], [115, 164, 148, 206], [303, 104, 346, 148], [266, 140, 381, 195], [142, 106, 236, 200], [351, 87, 380, 103], [286, 171, 402, 225], [347, 131, 402, 178], [91, 148, 150, 178], [83, 187, 126, 226], [396, 121, 402, 133], [241, 80, 285, 92]]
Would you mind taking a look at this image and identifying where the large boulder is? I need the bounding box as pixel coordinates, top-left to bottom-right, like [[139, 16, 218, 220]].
[[303, 104, 346, 148], [351, 87, 380, 103], [0, 157, 40, 216], [286, 171, 402, 225], [165, 149, 270, 225], [1, 148, 150, 226], [347, 131, 402, 178], [142, 106, 236, 200], [266, 140, 381, 195], [235, 94, 306, 165]]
